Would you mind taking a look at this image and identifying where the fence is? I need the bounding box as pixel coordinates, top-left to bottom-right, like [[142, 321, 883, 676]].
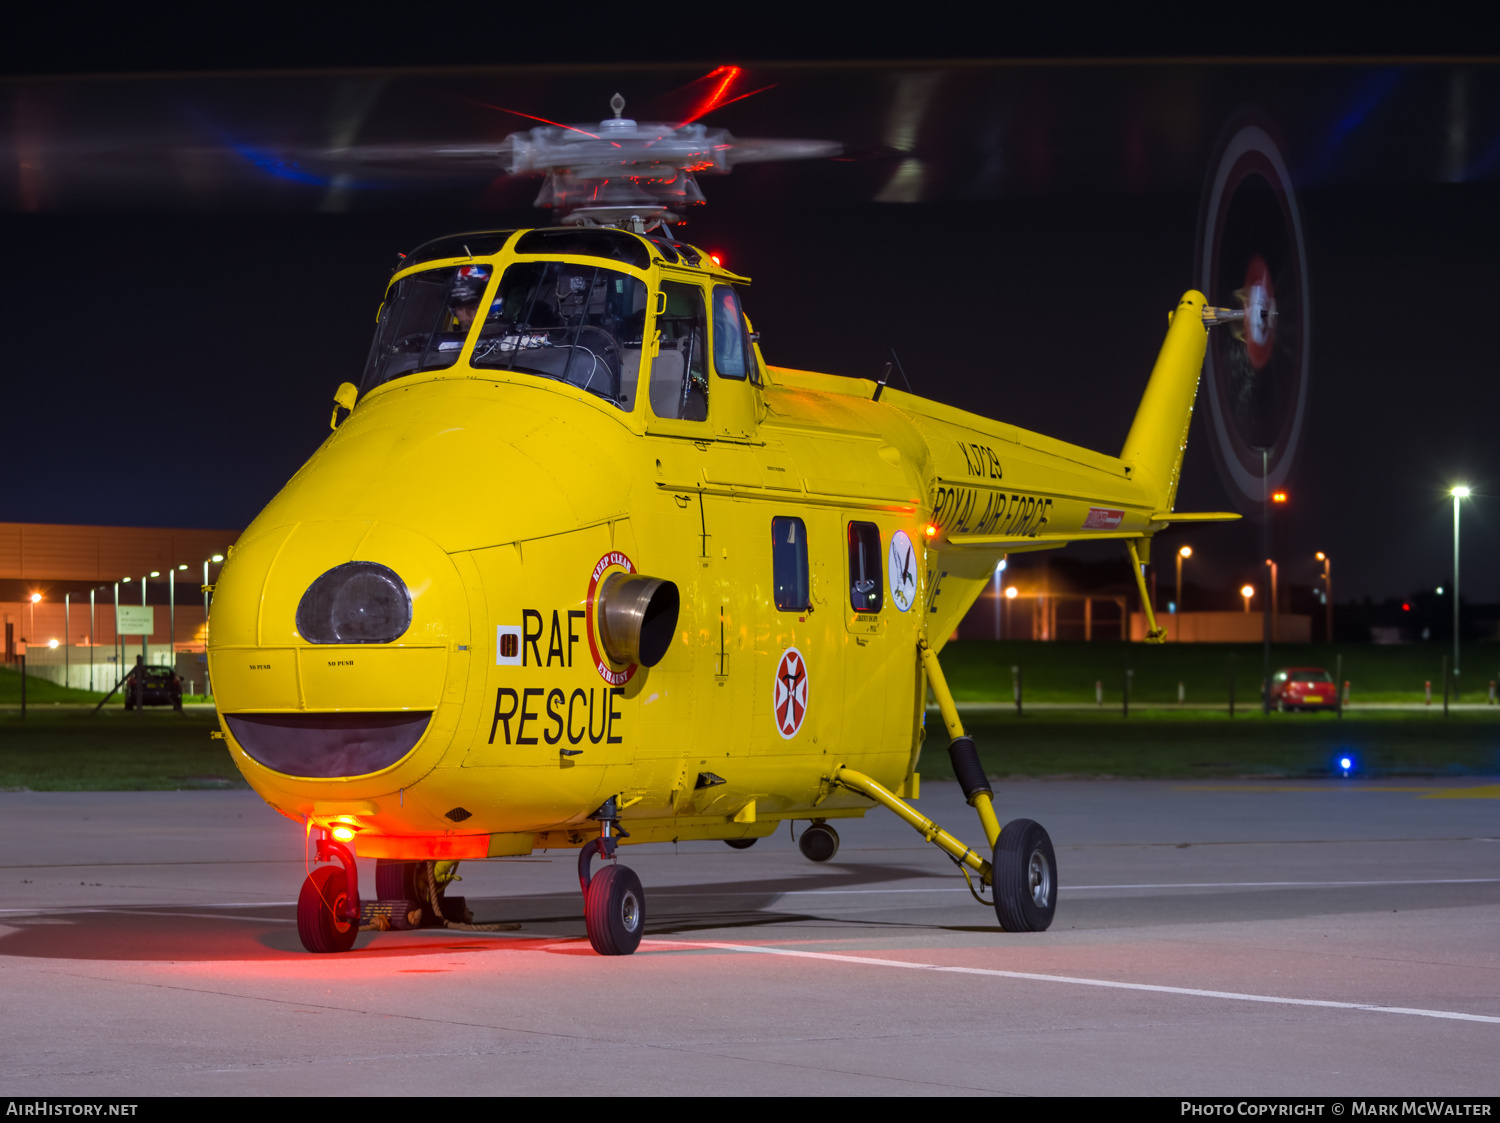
[[13, 644, 210, 694]]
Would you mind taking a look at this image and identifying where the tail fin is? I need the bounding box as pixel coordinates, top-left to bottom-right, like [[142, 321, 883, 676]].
[[1120, 290, 1210, 513]]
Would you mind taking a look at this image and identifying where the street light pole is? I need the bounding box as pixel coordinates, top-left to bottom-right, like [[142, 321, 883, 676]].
[[1316, 552, 1332, 643], [204, 554, 224, 699], [1176, 546, 1191, 642], [1261, 448, 1271, 715], [1452, 486, 1470, 685]]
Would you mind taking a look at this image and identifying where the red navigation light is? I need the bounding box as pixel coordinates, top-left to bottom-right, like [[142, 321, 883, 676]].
[[1402, 603, 1411, 612], [924, 524, 938, 538]]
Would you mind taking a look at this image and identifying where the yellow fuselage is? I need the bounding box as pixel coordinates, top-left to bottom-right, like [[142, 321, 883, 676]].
[[209, 229, 1208, 858]]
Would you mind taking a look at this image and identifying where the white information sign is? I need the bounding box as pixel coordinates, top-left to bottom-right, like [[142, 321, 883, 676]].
[[116, 605, 155, 636]]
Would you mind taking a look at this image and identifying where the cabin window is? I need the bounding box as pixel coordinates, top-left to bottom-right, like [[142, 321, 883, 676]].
[[470, 261, 648, 410], [711, 285, 750, 380], [772, 517, 810, 612], [847, 521, 883, 613], [649, 280, 709, 421], [361, 263, 492, 390]]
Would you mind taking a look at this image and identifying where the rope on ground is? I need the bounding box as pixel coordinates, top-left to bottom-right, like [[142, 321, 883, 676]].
[[421, 859, 521, 933]]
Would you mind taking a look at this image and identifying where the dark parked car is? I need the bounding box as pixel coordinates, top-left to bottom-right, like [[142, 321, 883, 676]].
[[124, 665, 184, 711], [1266, 667, 1337, 712]]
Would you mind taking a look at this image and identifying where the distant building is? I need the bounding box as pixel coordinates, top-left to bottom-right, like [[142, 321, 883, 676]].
[[1, 522, 239, 691], [955, 554, 1311, 642]]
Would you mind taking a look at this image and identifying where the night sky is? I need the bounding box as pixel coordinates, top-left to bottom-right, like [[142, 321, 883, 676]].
[[4, 50, 1498, 607]]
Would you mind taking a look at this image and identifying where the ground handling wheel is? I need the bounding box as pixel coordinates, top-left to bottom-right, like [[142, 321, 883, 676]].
[[374, 859, 467, 926], [993, 818, 1057, 933], [297, 865, 359, 953], [797, 821, 839, 863], [584, 863, 645, 955], [723, 837, 758, 850]]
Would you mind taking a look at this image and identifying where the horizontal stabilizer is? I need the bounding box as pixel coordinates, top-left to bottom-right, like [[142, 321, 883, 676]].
[[946, 531, 1132, 550], [1149, 511, 1241, 523]]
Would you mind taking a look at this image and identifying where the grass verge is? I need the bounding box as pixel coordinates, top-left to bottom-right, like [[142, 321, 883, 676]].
[[0, 710, 246, 791], [939, 640, 1500, 705], [917, 709, 1500, 781]]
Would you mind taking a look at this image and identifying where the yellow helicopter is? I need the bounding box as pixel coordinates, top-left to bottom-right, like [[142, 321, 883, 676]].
[[207, 95, 1245, 955]]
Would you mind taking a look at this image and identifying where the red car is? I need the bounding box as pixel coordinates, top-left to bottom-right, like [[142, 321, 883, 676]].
[[1267, 667, 1337, 711]]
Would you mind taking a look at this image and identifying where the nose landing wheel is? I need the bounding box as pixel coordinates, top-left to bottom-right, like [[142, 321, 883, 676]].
[[297, 864, 359, 953]]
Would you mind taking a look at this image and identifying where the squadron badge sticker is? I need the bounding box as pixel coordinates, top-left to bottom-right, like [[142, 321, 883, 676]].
[[887, 529, 917, 612], [773, 647, 810, 739]]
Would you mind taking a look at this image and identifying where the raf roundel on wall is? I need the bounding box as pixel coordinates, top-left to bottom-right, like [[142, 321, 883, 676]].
[[887, 529, 917, 613]]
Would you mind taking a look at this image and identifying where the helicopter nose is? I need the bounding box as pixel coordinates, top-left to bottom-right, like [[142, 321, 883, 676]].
[[209, 520, 469, 725]]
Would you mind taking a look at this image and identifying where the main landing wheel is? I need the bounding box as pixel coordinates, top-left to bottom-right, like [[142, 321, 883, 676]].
[[585, 863, 645, 956], [297, 865, 358, 953], [993, 818, 1057, 933], [798, 821, 839, 863]]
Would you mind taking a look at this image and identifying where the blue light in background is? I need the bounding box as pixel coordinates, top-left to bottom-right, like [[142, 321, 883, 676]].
[[230, 144, 331, 186]]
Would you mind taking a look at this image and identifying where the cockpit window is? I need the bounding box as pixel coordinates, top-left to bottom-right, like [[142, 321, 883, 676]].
[[361, 264, 491, 390], [402, 231, 513, 268], [470, 261, 648, 409], [712, 285, 750, 380], [513, 229, 652, 270]]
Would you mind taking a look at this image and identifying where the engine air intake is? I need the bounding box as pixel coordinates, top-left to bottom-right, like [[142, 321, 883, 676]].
[[296, 561, 412, 644]]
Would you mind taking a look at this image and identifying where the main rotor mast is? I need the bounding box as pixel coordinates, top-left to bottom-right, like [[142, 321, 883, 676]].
[[498, 94, 838, 231]]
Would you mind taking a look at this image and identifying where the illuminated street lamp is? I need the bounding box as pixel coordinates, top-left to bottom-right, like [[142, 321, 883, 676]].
[[203, 553, 226, 699], [1175, 546, 1192, 641], [1451, 486, 1471, 683], [1315, 552, 1332, 643], [991, 558, 1006, 638], [1240, 584, 1255, 613]]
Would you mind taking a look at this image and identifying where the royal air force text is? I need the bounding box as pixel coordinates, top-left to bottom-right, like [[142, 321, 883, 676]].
[[935, 443, 1053, 538]]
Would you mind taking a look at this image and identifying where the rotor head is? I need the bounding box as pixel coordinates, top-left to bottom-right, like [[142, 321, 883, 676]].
[[498, 94, 839, 228]]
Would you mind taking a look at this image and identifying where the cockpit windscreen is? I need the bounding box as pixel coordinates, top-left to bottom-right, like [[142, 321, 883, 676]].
[[471, 261, 648, 409], [361, 264, 491, 390]]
